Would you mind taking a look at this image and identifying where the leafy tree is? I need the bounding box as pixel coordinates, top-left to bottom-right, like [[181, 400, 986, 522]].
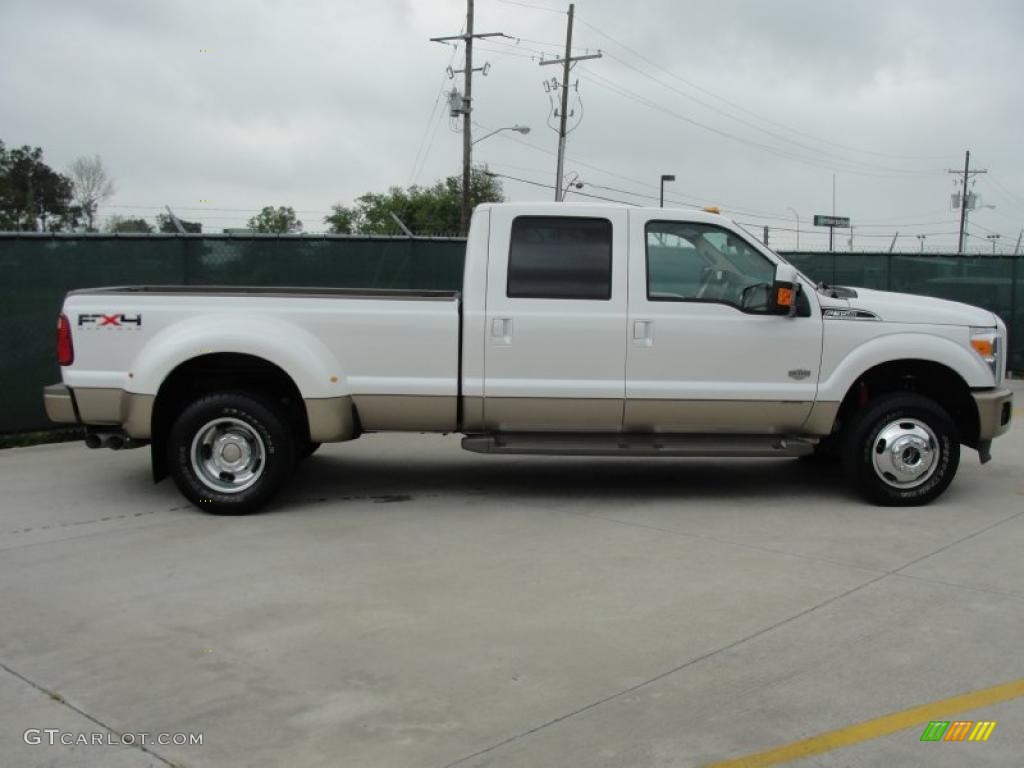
[[0, 141, 78, 231], [248, 206, 302, 234], [69, 155, 115, 231], [323, 204, 357, 235], [324, 165, 503, 236], [155, 213, 202, 233], [107, 215, 153, 233]]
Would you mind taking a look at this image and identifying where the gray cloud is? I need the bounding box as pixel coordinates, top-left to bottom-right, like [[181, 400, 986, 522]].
[[1, 0, 1020, 249]]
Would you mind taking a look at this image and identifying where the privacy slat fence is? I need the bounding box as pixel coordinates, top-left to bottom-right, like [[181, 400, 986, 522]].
[[1, 233, 1019, 434]]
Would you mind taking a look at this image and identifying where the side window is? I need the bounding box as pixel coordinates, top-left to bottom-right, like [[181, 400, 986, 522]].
[[646, 221, 777, 311], [508, 216, 612, 300]]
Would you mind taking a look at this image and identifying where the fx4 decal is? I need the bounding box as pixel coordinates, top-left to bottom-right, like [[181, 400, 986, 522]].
[[78, 313, 142, 328]]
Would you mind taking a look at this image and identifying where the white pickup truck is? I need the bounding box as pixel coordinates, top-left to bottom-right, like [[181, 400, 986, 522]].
[[44, 203, 1013, 512]]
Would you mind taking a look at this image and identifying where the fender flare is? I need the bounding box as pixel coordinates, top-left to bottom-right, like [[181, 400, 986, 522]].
[[127, 313, 349, 399], [818, 331, 991, 403]]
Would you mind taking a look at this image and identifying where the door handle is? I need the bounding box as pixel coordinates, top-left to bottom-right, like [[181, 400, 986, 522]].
[[491, 317, 513, 345], [633, 320, 653, 346]]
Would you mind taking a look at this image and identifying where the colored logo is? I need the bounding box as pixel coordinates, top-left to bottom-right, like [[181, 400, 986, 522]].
[[920, 720, 996, 742], [78, 313, 142, 328]]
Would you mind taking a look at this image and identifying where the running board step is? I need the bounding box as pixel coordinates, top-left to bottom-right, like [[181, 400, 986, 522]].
[[461, 433, 817, 458]]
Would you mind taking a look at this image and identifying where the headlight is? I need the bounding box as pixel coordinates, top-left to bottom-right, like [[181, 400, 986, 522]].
[[970, 328, 1002, 385]]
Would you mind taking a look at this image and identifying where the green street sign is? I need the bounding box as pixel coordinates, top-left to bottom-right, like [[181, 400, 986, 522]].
[[814, 214, 850, 227]]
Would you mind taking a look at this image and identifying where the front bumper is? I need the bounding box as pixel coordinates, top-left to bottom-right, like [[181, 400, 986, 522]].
[[973, 387, 1013, 440], [43, 384, 78, 424]]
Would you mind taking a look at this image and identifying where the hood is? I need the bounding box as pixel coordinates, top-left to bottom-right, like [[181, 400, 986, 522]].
[[821, 287, 997, 327]]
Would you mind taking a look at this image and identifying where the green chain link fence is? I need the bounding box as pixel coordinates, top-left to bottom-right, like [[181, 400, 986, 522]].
[[1, 234, 1019, 434]]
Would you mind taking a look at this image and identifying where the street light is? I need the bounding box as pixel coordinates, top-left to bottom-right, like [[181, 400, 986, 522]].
[[916, 234, 927, 253], [660, 174, 675, 208], [562, 172, 584, 199], [786, 206, 800, 250], [471, 125, 531, 146], [986, 233, 1001, 254]]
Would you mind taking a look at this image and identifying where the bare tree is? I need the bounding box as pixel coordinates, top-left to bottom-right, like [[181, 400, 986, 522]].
[[69, 155, 115, 231]]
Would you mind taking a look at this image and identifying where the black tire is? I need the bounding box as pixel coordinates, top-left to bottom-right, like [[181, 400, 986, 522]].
[[297, 441, 321, 460], [798, 434, 841, 464], [168, 392, 295, 514], [841, 393, 960, 506]]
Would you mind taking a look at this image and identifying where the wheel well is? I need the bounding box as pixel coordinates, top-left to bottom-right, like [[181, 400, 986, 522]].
[[835, 360, 979, 448], [150, 353, 308, 482]]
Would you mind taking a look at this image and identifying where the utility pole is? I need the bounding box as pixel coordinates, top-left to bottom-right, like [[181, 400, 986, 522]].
[[1015, 229, 1022, 255], [431, 3, 506, 234], [948, 150, 988, 254], [540, 4, 601, 201], [164, 205, 186, 234], [763, 226, 769, 246], [786, 207, 800, 250], [888, 232, 899, 253], [830, 174, 836, 253]]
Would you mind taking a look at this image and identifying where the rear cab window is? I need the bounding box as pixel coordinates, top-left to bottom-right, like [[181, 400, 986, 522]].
[[507, 216, 613, 300]]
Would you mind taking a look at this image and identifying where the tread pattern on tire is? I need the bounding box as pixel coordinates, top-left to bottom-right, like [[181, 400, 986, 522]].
[[841, 392, 960, 506], [168, 391, 295, 514]]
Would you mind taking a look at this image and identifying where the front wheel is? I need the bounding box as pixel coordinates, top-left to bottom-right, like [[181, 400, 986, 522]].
[[168, 392, 295, 514], [842, 393, 960, 506]]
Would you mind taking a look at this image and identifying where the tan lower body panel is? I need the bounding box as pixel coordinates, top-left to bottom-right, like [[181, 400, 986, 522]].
[[625, 399, 814, 434], [70, 389, 356, 443], [305, 396, 356, 442], [466, 397, 820, 435], [73, 387, 124, 425], [69, 388, 154, 437], [43, 384, 77, 423], [352, 395, 457, 432], [123, 394, 155, 438], [482, 397, 623, 432], [973, 387, 1013, 440], [803, 401, 841, 436]]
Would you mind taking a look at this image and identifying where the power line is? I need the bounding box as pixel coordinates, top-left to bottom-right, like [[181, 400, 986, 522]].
[[947, 150, 988, 253], [410, 31, 462, 184], [485, 170, 635, 204], [578, 68, 943, 180], [431, 2, 509, 234], [596, 50, 942, 177], [494, 0, 564, 14], [574, 15, 954, 164], [539, 3, 602, 201]]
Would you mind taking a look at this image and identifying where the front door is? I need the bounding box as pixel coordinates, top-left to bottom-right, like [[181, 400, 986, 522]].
[[625, 211, 823, 433], [483, 206, 629, 431]]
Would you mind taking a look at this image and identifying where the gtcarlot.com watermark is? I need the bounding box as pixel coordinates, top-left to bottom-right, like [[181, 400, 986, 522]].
[[24, 728, 203, 746]]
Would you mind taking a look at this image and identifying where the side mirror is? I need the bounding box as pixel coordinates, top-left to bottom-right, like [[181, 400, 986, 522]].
[[771, 264, 800, 316]]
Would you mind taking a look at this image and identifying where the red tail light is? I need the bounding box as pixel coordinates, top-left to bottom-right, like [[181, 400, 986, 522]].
[[57, 313, 74, 366]]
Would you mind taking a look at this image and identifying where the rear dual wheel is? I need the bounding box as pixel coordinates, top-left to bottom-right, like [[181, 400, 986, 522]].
[[168, 392, 295, 514]]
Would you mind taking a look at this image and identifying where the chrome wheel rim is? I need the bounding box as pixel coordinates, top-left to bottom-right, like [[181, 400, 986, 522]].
[[190, 417, 265, 494], [871, 418, 939, 489]]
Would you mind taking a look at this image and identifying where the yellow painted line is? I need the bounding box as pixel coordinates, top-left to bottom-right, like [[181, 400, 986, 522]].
[[701, 677, 1024, 768]]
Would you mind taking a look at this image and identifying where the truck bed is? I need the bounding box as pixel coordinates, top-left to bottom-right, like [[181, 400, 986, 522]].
[[60, 285, 463, 436]]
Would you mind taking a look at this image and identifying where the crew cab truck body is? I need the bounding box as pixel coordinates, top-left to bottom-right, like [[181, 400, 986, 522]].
[[44, 203, 1014, 512]]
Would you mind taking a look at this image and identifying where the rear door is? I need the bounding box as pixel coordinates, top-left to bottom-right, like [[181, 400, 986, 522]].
[[482, 207, 628, 431]]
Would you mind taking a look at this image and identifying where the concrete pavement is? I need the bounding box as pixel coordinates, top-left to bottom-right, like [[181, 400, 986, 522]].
[[1, 384, 1022, 767]]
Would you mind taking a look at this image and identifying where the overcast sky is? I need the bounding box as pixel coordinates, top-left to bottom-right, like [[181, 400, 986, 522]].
[[3, 0, 1022, 250]]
